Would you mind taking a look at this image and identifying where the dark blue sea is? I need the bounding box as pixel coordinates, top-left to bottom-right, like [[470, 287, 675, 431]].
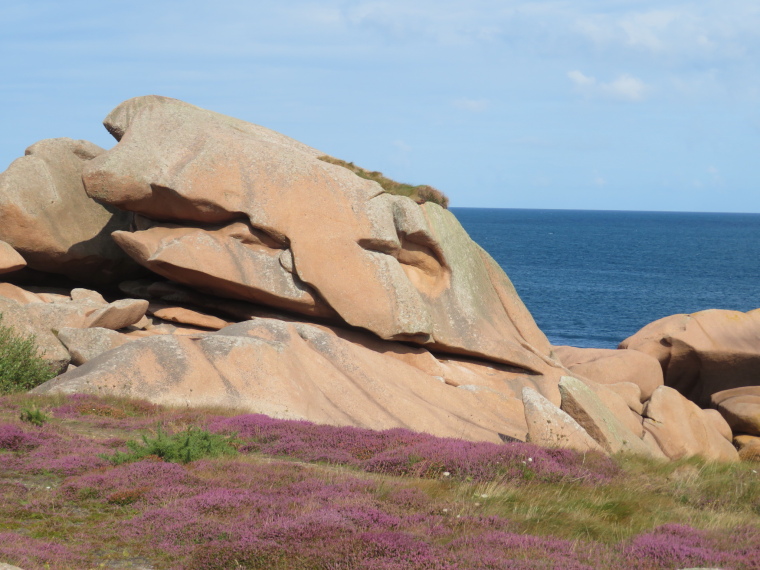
[[451, 208, 760, 349]]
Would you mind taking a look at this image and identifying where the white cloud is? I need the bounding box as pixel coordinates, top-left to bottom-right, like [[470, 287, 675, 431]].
[[453, 98, 489, 112], [567, 70, 595, 86], [568, 70, 650, 102]]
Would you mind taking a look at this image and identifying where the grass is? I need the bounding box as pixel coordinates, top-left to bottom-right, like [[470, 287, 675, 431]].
[[1, 392, 758, 569], [0, 313, 56, 395], [318, 155, 450, 208]]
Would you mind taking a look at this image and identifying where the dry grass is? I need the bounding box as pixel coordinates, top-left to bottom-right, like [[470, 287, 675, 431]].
[[318, 155, 450, 208]]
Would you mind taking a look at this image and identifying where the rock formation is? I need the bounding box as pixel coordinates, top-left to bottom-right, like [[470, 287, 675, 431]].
[[1, 95, 757, 463]]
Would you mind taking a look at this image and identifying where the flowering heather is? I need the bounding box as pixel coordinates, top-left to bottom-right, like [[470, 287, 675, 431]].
[[207, 414, 619, 484], [1, 393, 759, 569]]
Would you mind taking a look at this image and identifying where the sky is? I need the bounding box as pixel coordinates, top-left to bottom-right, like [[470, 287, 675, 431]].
[[1, 1, 758, 212]]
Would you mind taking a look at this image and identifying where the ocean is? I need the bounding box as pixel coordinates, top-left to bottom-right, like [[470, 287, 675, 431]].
[[451, 208, 760, 349]]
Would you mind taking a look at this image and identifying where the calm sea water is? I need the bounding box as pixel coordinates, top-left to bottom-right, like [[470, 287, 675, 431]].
[[451, 208, 760, 349]]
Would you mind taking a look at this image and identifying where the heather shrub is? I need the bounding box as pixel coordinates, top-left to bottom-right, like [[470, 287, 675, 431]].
[[0, 422, 48, 451], [0, 531, 86, 569], [0, 314, 55, 395], [105, 424, 239, 465], [208, 414, 617, 484]]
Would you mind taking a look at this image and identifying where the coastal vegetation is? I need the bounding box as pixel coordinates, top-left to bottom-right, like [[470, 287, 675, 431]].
[[0, 314, 55, 396], [1, 391, 758, 569], [318, 155, 450, 208]]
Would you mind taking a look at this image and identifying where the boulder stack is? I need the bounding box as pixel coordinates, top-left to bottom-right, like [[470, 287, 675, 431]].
[[0, 96, 756, 462]]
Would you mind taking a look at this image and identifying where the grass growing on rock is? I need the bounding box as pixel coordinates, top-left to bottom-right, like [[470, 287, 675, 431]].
[[1, 392, 759, 569], [318, 155, 450, 208]]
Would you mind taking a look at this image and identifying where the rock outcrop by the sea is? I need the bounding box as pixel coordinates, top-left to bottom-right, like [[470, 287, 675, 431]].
[[82, 96, 554, 370], [620, 309, 760, 406], [2, 95, 757, 462]]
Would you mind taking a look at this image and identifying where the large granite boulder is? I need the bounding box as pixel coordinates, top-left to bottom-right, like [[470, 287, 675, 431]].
[[620, 309, 760, 407], [642, 386, 739, 462], [0, 138, 136, 284], [82, 96, 557, 372], [34, 317, 561, 443], [553, 345, 664, 400]]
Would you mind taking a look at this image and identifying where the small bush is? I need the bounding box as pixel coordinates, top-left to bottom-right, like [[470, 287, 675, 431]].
[[0, 314, 56, 395], [105, 425, 239, 465], [20, 405, 49, 427]]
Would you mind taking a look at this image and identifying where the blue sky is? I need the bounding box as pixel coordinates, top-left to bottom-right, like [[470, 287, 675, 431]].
[[1, 1, 758, 212]]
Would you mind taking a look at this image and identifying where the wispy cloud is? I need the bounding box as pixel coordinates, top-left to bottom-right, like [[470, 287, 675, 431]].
[[568, 70, 650, 101]]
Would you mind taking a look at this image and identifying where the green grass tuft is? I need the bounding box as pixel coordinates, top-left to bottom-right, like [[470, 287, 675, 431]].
[[318, 155, 450, 208], [20, 405, 49, 427], [0, 314, 56, 395], [104, 424, 240, 465]]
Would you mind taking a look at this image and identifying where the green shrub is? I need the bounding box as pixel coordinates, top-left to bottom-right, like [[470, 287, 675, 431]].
[[105, 425, 240, 465], [0, 314, 56, 395], [318, 155, 450, 208], [20, 405, 49, 427]]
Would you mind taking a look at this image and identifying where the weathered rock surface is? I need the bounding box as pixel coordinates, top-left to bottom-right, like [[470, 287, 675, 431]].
[[0, 138, 136, 283], [56, 327, 131, 365], [711, 386, 760, 436], [643, 386, 739, 462], [621, 309, 760, 407], [553, 345, 664, 401], [733, 434, 760, 461], [0, 240, 25, 274], [34, 317, 544, 443], [82, 95, 558, 372], [522, 387, 604, 453], [558, 376, 661, 458]]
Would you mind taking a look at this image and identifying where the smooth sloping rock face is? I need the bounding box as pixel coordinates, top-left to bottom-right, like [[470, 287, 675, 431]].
[[620, 309, 760, 407], [82, 96, 557, 371], [0, 138, 136, 283], [558, 376, 661, 458], [553, 346, 664, 401], [56, 327, 131, 365], [712, 386, 760, 436], [34, 317, 535, 443], [0, 240, 25, 274], [643, 386, 739, 462], [522, 387, 604, 453]]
